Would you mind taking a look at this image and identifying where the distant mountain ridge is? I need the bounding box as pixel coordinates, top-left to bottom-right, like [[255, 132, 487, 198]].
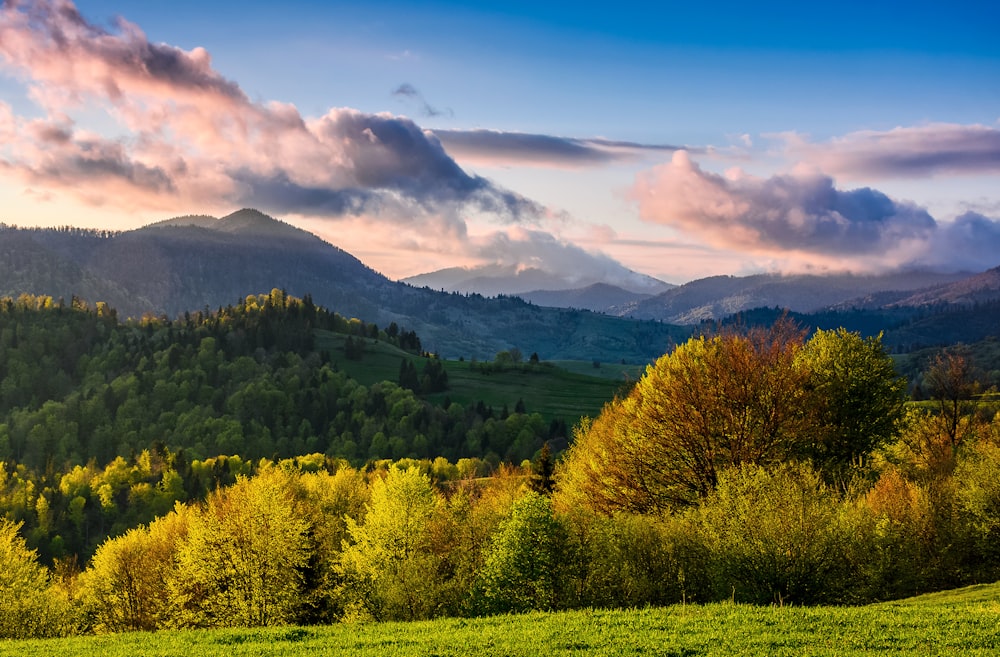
[[518, 283, 655, 313], [403, 263, 672, 297], [3, 209, 999, 360], [612, 270, 977, 324]]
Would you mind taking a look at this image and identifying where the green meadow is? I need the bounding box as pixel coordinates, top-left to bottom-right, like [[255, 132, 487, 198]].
[[317, 330, 630, 422], [5, 583, 998, 657]]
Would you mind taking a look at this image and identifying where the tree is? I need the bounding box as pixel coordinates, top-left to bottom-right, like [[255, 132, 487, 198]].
[[339, 465, 444, 621], [398, 358, 419, 391], [797, 329, 906, 478], [0, 519, 71, 638], [694, 464, 855, 605], [530, 442, 556, 494], [172, 467, 310, 627], [559, 320, 811, 512], [924, 349, 981, 447], [559, 321, 908, 513], [474, 491, 568, 614], [82, 506, 191, 632]]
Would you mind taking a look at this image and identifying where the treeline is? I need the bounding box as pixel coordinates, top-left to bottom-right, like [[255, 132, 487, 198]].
[[3, 408, 1000, 638]]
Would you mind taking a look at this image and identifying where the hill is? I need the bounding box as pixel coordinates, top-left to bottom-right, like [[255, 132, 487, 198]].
[[0, 210, 688, 362]]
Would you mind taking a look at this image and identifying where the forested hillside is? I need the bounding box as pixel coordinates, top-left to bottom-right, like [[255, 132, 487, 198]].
[[0, 212, 690, 362], [0, 292, 575, 563]]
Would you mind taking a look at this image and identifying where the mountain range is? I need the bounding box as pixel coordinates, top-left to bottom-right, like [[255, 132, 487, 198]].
[[2, 209, 999, 361]]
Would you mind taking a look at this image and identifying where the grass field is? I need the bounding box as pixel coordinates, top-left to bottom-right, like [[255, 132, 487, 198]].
[[315, 331, 628, 423], [5, 583, 998, 657]]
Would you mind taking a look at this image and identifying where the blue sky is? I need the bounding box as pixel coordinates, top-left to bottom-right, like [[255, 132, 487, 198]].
[[1, 0, 998, 284]]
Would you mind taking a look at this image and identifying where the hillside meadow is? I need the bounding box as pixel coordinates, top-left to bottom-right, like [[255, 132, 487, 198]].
[[316, 330, 629, 423], [4, 583, 999, 657]]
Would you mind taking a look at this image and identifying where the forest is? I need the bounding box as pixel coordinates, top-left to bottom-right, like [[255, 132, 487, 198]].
[[1, 294, 999, 638]]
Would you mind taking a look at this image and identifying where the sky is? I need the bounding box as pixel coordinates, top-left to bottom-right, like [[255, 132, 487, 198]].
[[0, 0, 999, 285]]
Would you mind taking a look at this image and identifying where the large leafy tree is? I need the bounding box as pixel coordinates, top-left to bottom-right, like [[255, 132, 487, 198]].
[[474, 491, 569, 614], [559, 322, 905, 513], [0, 519, 71, 638], [339, 465, 444, 621], [82, 507, 191, 632]]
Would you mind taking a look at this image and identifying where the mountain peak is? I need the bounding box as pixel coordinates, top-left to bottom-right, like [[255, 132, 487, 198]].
[[141, 209, 320, 244], [216, 208, 301, 237]]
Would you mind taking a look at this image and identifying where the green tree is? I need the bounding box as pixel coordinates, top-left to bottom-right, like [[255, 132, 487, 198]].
[[339, 465, 443, 621], [797, 328, 906, 478], [474, 491, 568, 614]]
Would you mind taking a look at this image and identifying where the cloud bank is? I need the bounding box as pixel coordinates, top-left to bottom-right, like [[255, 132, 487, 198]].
[[632, 151, 1000, 272], [787, 123, 1000, 179], [0, 0, 541, 221], [433, 129, 688, 167]]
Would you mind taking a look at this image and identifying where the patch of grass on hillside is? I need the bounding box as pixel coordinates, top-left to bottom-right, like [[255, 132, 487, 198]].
[[886, 581, 1000, 607], [425, 362, 628, 422], [548, 359, 645, 382], [7, 590, 1000, 657], [315, 330, 626, 423]]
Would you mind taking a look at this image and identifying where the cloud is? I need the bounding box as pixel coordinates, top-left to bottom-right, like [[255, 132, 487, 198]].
[[471, 226, 665, 292], [631, 151, 1000, 272], [391, 83, 452, 118], [787, 123, 1000, 179], [433, 129, 689, 168], [0, 0, 540, 222], [928, 211, 1000, 272]]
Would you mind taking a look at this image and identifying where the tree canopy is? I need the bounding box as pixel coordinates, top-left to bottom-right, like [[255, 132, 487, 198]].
[[558, 321, 907, 513]]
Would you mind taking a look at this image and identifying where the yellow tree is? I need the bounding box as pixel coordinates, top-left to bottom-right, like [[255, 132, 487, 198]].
[[560, 320, 811, 512], [0, 519, 71, 638], [172, 466, 310, 627], [81, 506, 191, 632], [339, 465, 443, 620]]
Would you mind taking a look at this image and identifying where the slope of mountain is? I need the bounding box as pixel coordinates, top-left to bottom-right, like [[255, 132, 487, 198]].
[[615, 271, 974, 324], [0, 210, 689, 362], [0, 226, 152, 311], [886, 266, 1000, 307], [403, 263, 673, 297], [519, 283, 653, 312]]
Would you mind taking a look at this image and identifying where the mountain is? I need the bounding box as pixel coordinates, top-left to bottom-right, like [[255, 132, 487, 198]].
[[403, 263, 672, 297], [886, 266, 1000, 307], [613, 270, 974, 324], [519, 283, 654, 313], [6, 210, 997, 361], [0, 210, 689, 362]]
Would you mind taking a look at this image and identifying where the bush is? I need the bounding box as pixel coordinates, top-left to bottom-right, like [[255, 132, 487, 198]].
[[693, 464, 855, 605]]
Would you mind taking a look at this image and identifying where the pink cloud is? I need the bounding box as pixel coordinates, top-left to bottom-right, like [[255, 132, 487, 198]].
[[0, 0, 541, 222], [630, 150, 1000, 273], [787, 123, 1000, 179]]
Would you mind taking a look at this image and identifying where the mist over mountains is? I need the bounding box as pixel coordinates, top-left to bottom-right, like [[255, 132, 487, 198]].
[[3, 208, 999, 361]]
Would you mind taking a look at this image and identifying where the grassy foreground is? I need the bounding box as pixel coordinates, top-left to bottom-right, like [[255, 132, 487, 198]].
[[4, 584, 998, 657]]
